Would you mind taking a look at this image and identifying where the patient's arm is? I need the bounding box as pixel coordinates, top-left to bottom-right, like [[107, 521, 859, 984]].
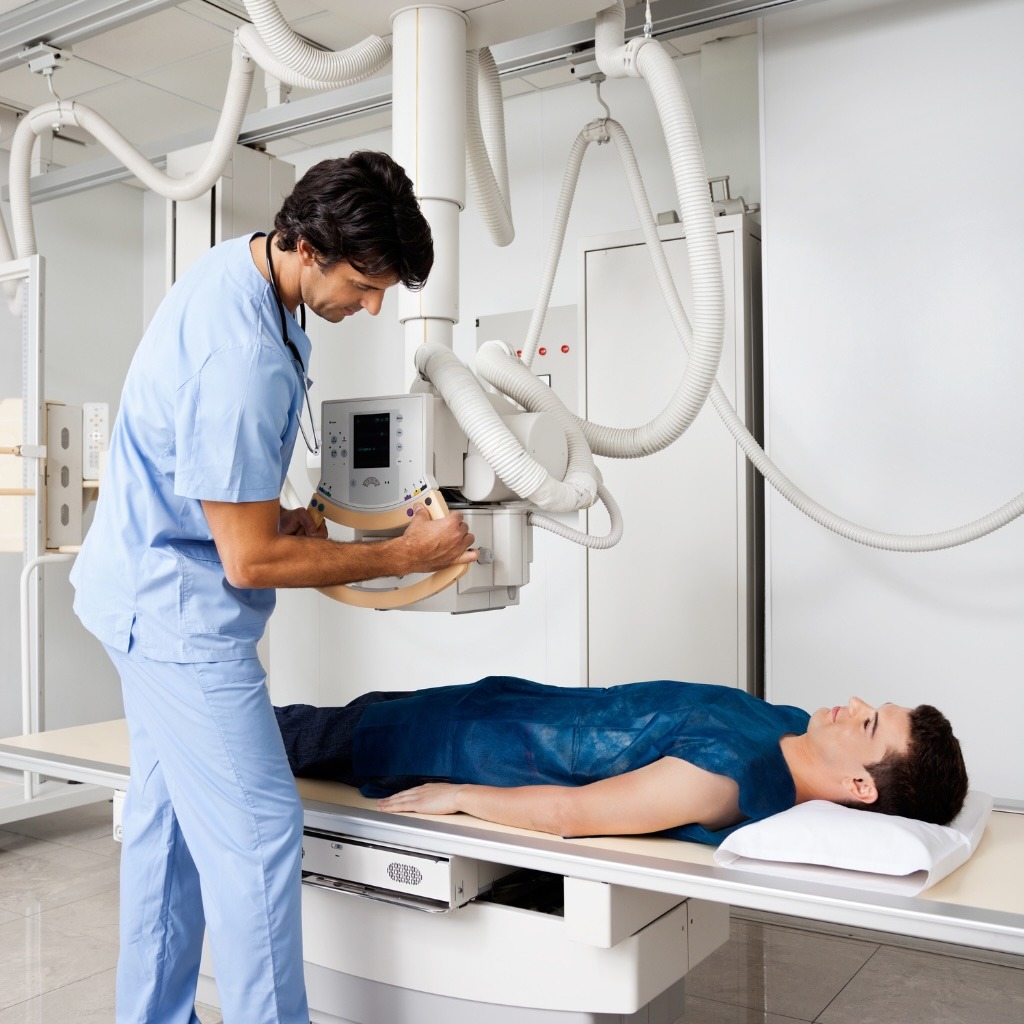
[[376, 756, 741, 837]]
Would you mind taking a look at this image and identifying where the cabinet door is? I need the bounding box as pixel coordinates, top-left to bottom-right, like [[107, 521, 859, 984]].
[[584, 227, 751, 688]]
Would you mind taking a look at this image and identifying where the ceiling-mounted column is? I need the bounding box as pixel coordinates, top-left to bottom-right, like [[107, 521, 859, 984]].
[[390, 5, 467, 362]]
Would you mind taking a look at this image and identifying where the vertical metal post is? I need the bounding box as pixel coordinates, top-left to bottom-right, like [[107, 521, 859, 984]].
[[18, 255, 45, 798]]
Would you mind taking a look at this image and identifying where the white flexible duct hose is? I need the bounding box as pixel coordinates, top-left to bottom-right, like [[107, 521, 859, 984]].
[[416, 341, 598, 513], [602, 115, 1024, 550], [474, 340, 623, 546], [241, 0, 391, 85], [532, 482, 623, 549], [633, 190, 1024, 549], [590, 4, 725, 455], [6, 2, 387, 267], [466, 48, 514, 246], [719, 387, 1024, 552], [516, 118, 719, 458], [236, 24, 389, 90], [512, 16, 723, 455], [476, 338, 597, 502], [8, 40, 254, 259], [519, 129, 589, 368]]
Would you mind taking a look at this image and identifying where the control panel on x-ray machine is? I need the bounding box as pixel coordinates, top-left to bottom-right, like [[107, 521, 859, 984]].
[[317, 394, 435, 515]]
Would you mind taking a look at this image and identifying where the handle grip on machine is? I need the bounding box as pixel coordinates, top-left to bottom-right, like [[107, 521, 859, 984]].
[[307, 490, 470, 610]]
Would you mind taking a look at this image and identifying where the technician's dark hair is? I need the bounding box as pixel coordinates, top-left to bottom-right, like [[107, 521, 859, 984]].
[[273, 151, 433, 289], [861, 705, 968, 826]]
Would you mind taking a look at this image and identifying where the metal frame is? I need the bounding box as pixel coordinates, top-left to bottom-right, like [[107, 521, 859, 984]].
[[1, 255, 45, 738], [0, 0, 178, 73], [1, 255, 108, 819]]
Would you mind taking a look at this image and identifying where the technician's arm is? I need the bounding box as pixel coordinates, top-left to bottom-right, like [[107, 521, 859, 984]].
[[376, 757, 741, 837], [202, 497, 477, 589]]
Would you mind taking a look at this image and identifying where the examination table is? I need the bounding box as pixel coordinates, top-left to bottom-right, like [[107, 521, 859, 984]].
[[2, 720, 1022, 1023]]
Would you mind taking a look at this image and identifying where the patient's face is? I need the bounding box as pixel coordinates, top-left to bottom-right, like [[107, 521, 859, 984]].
[[808, 696, 911, 774]]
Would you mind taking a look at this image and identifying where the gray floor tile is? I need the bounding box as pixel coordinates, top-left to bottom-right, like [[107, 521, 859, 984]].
[[196, 1002, 224, 1023], [0, 840, 120, 917], [0, 830, 48, 859], [0, 969, 223, 1024], [0, 969, 116, 1023], [683, 918, 878, 1022], [0, 917, 118, 1010], [74, 833, 122, 859], [40, 888, 120, 946], [818, 946, 1024, 1024], [1, 799, 114, 847], [675, 993, 811, 1023]]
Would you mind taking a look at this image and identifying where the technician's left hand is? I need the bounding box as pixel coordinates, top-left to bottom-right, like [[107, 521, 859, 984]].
[[278, 505, 328, 538], [378, 784, 462, 816]]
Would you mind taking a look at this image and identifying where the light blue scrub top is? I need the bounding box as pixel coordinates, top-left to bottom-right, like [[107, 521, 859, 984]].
[[71, 234, 310, 662]]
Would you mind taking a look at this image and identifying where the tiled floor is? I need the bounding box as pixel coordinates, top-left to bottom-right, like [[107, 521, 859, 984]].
[[0, 795, 222, 1024], [1, 797, 1022, 1023], [679, 918, 1024, 1024]]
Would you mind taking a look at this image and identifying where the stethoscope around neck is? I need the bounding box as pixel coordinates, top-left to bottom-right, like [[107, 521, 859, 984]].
[[266, 230, 319, 455]]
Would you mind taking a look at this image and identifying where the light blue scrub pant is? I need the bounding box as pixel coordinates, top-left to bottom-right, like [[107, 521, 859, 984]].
[[105, 643, 308, 1024]]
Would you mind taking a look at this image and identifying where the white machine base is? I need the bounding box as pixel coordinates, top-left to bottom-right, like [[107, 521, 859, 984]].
[[196, 850, 727, 1023], [305, 965, 686, 1024], [198, 967, 687, 1024]]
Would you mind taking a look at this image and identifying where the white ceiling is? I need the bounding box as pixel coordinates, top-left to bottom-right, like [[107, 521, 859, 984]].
[[0, 1, 755, 170]]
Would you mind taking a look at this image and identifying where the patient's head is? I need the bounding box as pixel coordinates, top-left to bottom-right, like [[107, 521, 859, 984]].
[[800, 696, 968, 826], [862, 704, 968, 826]]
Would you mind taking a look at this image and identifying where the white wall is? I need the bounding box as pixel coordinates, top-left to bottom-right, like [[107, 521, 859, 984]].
[[0, 161, 144, 737], [761, 0, 1024, 801], [269, 40, 764, 708]]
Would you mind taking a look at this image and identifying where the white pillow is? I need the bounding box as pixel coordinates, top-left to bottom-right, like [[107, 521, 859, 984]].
[[713, 790, 992, 895]]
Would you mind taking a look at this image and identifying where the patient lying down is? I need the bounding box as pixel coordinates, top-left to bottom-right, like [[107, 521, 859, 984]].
[[274, 677, 968, 846]]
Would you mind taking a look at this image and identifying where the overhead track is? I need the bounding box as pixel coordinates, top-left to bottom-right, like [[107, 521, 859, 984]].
[[5, 0, 824, 205], [0, 0, 179, 73]]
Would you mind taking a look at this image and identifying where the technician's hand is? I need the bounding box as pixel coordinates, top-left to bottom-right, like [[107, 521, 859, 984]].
[[378, 783, 462, 816], [278, 504, 328, 538], [400, 504, 477, 572]]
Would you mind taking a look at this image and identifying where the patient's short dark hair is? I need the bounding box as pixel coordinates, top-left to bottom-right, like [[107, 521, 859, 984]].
[[862, 705, 968, 825], [273, 151, 433, 289]]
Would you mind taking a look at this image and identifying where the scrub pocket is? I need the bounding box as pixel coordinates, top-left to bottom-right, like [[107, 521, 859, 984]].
[[177, 543, 274, 638]]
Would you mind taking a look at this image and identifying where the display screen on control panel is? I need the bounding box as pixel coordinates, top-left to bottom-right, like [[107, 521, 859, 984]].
[[353, 412, 391, 469]]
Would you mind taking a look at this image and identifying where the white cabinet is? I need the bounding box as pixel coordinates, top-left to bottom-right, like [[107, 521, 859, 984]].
[[582, 214, 762, 691]]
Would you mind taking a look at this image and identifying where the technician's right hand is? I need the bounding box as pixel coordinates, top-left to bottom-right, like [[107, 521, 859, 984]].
[[401, 504, 477, 572]]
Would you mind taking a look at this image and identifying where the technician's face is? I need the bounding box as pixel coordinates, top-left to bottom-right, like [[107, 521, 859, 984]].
[[808, 696, 912, 772], [300, 250, 398, 324]]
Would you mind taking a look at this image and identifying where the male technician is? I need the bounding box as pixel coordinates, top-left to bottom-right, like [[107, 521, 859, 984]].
[[71, 152, 476, 1024]]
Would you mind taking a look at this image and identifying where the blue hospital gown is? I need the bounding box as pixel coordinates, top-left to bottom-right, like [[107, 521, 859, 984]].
[[350, 676, 810, 845]]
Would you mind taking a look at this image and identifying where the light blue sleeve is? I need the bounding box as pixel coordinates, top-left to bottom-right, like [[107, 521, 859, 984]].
[[175, 342, 298, 502]]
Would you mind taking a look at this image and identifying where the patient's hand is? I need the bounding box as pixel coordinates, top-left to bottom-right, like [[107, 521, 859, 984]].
[[377, 783, 462, 815]]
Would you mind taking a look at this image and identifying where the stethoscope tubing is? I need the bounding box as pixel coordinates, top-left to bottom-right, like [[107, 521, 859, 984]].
[[265, 230, 319, 454]]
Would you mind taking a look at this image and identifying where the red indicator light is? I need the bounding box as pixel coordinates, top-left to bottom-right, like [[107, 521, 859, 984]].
[[538, 347, 547, 356], [561, 344, 570, 353]]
